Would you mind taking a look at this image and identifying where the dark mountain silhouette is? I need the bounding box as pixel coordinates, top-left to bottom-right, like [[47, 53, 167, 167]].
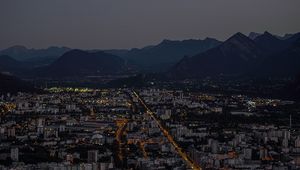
[[285, 32, 300, 44], [108, 38, 222, 72], [259, 39, 300, 76], [249, 32, 297, 41], [22, 56, 58, 68], [277, 74, 300, 101], [0, 55, 25, 73], [254, 31, 289, 55], [248, 32, 262, 40], [38, 49, 126, 78], [170, 33, 265, 78], [277, 33, 295, 40], [104, 49, 129, 58], [291, 74, 300, 100], [0, 45, 70, 62], [0, 73, 37, 94], [2, 31, 299, 79]]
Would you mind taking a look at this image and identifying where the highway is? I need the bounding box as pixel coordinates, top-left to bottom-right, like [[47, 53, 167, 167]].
[[132, 90, 202, 170]]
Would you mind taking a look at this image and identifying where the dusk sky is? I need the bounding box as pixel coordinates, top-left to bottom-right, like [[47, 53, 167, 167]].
[[1, 0, 300, 50]]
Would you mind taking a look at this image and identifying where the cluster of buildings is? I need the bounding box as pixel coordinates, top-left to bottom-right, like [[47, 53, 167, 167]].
[[135, 88, 300, 169], [0, 87, 299, 169], [0, 88, 131, 170]]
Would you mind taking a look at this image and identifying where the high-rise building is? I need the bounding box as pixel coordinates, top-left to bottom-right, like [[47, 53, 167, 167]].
[[0, 127, 5, 139], [37, 125, 44, 135], [7, 127, 15, 138], [244, 148, 252, 160], [295, 137, 300, 148], [282, 139, 289, 148], [11, 148, 19, 162], [211, 140, 219, 154]]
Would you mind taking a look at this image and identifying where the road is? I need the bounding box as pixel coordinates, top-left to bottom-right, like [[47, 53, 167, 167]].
[[115, 119, 128, 161], [132, 90, 202, 170]]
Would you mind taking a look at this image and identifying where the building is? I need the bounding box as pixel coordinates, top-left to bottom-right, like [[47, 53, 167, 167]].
[[11, 147, 19, 162], [88, 150, 98, 163]]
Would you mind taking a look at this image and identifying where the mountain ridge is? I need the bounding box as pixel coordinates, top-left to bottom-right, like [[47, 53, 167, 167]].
[[170, 33, 265, 78], [37, 49, 127, 78], [0, 45, 71, 61], [170, 32, 300, 79], [107, 38, 222, 72]]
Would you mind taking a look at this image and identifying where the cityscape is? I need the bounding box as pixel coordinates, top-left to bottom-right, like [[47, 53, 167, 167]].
[[1, 0, 300, 170], [1, 86, 300, 169]]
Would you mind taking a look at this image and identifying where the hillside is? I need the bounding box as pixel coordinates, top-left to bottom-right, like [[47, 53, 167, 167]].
[[38, 50, 127, 78]]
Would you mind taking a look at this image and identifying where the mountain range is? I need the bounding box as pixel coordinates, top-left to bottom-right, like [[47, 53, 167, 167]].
[[0, 38, 222, 73], [170, 33, 265, 78], [248, 32, 295, 40], [0, 31, 299, 80], [106, 38, 222, 72], [259, 38, 300, 76], [0, 45, 70, 61], [36, 50, 127, 78], [253, 31, 290, 55], [170, 31, 300, 79]]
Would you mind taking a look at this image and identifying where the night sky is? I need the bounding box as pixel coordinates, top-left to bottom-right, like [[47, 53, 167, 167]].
[[1, 0, 300, 50]]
